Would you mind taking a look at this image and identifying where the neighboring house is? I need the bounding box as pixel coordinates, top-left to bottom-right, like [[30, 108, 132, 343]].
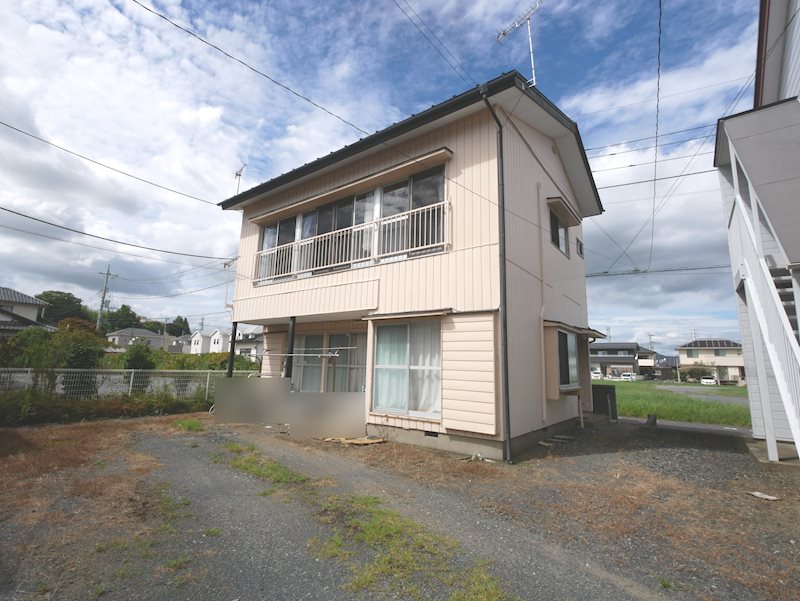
[[189, 330, 213, 354], [0, 287, 54, 339], [676, 339, 745, 383], [107, 327, 173, 349], [168, 334, 192, 354], [589, 342, 655, 378], [714, 0, 800, 460], [234, 325, 263, 362], [220, 71, 603, 460], [209, 328, 232, 354]]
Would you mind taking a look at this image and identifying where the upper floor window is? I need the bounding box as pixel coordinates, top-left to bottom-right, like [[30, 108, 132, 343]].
[[687, 349, 699, 358], [714, 349, 726, 357], [255, 166, 446, 283], [550, 210, 569, 256]]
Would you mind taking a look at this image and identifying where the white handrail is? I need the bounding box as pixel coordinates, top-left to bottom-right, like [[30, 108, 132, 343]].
[[733, 197, 800, 457], [254, 202, 447, 283]]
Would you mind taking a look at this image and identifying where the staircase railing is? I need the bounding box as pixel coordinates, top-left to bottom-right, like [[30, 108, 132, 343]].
[[732, 196, 800, 458]]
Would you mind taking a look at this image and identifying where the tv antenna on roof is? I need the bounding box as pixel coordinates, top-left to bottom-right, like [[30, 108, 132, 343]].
[[234, 163, 247, 195], [496, 2, 544, 87]]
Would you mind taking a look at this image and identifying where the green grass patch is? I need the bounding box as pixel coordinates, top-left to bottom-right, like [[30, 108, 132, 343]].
[[165, 555, 190, 570], [612, 381, 751, 427], [314, 494, 518, 600], [174, 418, 204, 432], [226, 445, 308, 484]]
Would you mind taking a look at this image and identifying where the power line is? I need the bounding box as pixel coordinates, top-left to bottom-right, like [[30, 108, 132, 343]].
[[571, 76, 751, 118], [129, 0, 372, 139], [591, 151, 714, 172], [112, 279, 230, 300], [391, 0, 475, 87], [587, 264, 731, 277], [602, 187, 718, 205], [602, 2, 800, 273], [595, 169, 716, 190], [587, 134, 710, 158], [0, 205, 233, 259], [0, 120, 215, 205], [585, 123, 715, 151], [647, 0, 664, 272]]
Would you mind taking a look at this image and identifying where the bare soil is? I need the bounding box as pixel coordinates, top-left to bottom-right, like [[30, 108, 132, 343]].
[[1, 415, 798, 600]]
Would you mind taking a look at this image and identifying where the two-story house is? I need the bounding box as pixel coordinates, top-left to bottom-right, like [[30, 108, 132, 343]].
[[0, 287, 54, 339], [714, 0, 800, 460], [589, 342, 655, 378], [220, 71, 603, 460], [676, 339, 745, 383]]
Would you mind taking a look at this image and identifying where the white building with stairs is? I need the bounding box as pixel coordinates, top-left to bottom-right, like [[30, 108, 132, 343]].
[[714, 0, 800, 461]]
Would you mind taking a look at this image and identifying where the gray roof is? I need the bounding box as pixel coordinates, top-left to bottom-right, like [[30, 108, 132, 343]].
[[220, 71, 601, 217], [590, 342, 654, 353], [107, 327, 164, 337], [677, 339, 741, 349], [0, 287, 48, 306]]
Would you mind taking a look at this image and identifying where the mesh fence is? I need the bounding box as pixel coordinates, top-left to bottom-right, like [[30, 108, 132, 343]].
[[0, 368, 255, 401]]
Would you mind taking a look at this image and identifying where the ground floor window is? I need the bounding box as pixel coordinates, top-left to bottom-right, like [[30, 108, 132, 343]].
[[373, 321, 441, 417], [292, 332, 367, 393], [558, 330, 579, 389]]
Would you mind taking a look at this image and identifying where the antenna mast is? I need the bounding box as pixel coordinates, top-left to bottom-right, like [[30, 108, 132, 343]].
[[234, 163, 247, 195], [496, 2, 544, 87]]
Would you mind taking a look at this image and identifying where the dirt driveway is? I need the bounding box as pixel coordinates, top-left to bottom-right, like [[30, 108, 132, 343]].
[[1, 415, 798, 600]]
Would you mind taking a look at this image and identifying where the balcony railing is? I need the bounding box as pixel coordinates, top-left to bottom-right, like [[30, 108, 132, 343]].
[[254, 202, 447, 283]]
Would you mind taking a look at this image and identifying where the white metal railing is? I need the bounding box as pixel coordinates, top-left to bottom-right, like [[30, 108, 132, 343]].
[[254, 202, 447, 283], [732, 197, 800, 457]]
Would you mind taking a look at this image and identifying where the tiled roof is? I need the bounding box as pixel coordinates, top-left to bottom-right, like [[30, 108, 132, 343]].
[[677, 339, 741, 349], [107, 328, 163, 336], [0, 287, 48, 305]]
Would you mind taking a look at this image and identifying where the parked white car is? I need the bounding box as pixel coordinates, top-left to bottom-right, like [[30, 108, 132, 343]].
[[700, 376, 717, 386], [620, 372, 635, 381], [591, 370, 603, 380]]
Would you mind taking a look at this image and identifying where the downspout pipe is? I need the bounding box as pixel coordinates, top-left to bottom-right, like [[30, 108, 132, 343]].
[[226, 321, 238, 377], [284, 316, 297, 379], [481, 85, 513, 464]]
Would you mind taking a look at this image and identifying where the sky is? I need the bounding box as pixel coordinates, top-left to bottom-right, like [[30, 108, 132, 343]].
[[0, 0, 759, 354]]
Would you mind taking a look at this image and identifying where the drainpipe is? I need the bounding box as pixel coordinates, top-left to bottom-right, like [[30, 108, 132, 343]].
[[226, 321, 238, 377], [284, 316, 297, 379], [481, 85, 513, 464]]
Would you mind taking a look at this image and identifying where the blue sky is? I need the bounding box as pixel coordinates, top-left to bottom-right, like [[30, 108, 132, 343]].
[[0, 0, 759, 352]]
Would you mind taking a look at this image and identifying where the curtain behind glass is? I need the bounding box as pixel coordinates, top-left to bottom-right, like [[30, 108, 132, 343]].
[[409, 322, 441, 414], [374, 325, 408, 411]]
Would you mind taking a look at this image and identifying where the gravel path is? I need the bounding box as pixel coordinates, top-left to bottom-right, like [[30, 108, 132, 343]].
[[3, 415, 799, 600]]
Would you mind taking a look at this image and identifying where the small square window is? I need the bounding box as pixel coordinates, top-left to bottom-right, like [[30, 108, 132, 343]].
[[576, 238, 584, 258]]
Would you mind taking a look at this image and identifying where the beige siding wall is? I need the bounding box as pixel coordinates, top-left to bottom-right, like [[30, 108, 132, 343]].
[[232, 111, 501, 324], [500, 113, 592, 436], [365, 312, 498, 437]]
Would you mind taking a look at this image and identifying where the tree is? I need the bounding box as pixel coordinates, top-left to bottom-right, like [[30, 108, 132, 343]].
[[106, 305, 142, 331], [35, 290, 92, 324], [51, 325, 107, 398], [141, 320, 165, 334], [166, 316, 190, 337], [0, 327, 53, 368], [123, 341, 156, 393], [58, 317, 98, 335]]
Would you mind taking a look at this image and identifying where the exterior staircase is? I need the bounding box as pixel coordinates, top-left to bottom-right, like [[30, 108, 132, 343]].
[[771, 268, 799, 343]]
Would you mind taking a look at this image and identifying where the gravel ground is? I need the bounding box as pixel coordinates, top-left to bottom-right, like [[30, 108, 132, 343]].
[[2, 415, 798, 600]]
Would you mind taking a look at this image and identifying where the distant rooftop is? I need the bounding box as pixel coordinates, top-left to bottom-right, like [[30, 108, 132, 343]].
[[677, 339, 741, 349], [0, 287, 48, 306]]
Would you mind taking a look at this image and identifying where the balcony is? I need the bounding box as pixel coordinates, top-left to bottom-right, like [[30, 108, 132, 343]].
[[254, 202, 448, 284]]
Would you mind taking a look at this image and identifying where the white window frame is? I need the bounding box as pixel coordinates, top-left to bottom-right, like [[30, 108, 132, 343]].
[[558, 329, 579, 390], [373, 321, 441, 419]]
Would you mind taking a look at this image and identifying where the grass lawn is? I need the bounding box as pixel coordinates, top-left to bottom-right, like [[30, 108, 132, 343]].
[[607, 380, 751, 427]]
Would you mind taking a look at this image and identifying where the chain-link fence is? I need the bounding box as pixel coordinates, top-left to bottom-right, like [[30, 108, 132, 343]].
[[0, 368, 255, 401]]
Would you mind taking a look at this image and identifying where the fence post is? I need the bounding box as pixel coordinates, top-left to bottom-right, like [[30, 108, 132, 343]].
[[129, 370, 135, 395], [205, 371, 211, 403], [27, 368, 33, 390]]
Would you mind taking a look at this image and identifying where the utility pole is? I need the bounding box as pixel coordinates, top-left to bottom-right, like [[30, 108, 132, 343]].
[[199, 317, 205, 331], [96, 264, 118, 332], [163, 316, 169, 350], [648, 333, 654, 350]]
